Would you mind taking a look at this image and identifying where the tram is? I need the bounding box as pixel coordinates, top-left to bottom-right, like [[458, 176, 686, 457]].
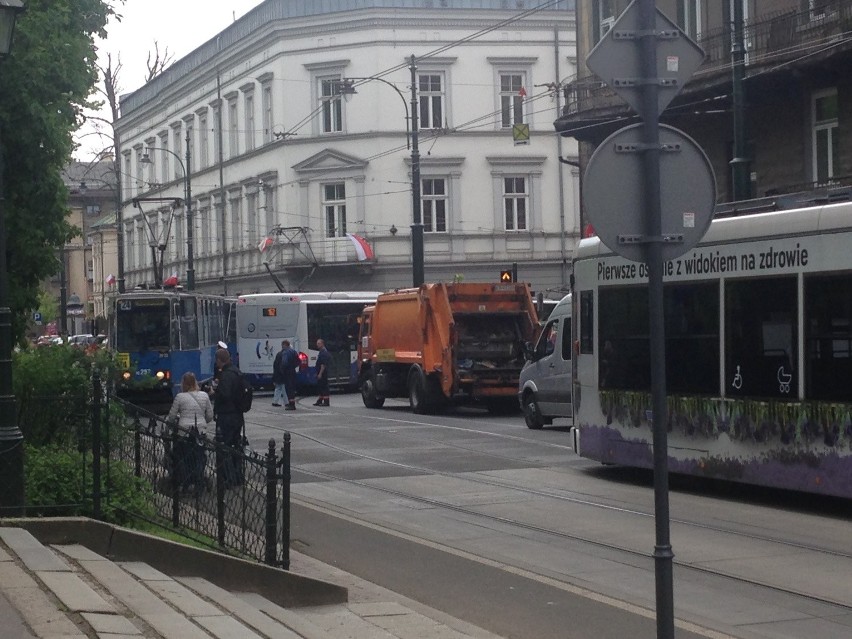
[[111, 289, 236, 403], [571, 200, 852, 498]]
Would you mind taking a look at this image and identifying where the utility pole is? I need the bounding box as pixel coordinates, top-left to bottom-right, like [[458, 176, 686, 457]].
[[185, 130, 195, 290], [730, 0, 750, 200], [217, 74, 228, 294], [409, 54, 424, 287]]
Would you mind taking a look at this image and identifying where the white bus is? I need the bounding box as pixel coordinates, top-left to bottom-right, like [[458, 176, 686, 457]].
[[571, 200, 852, 499], [235, 292, 380, 390]]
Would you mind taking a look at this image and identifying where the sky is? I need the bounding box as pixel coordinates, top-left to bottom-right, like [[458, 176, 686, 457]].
[[75, 0, 265, 161]]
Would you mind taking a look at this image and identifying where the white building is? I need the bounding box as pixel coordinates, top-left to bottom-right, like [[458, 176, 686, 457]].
[[116, 0, 579, 296]]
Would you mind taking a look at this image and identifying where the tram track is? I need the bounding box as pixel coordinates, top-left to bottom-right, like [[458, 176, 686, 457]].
[[248, 410, 852, 612]]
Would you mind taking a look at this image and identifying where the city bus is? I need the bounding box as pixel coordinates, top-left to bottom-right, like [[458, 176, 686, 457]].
[[235, 292, 381, 391], [570, 200, 852, 498], [112, 289, 236, 404]]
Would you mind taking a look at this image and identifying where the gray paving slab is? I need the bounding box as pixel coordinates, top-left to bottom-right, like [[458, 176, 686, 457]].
[[0, 544, 12, 561], [0, 560, 85, 639], [52, 544, 107, 562], [177, 577, 315, 639], [80, 612, 142, 635], [296, 604, 400, 639], [76, 559, 212, 639], [193, 615, 266, 639], [145, 579, 222, 617], [0, 588, 36, 639], [239, 591, 344, 639], [36, 570, 115, 613], [118, 561, 171, 581], [0, 528, 72, 573]]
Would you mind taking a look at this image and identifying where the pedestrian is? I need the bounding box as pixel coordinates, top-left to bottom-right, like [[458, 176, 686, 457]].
[[213, 348, 245, 487], [166, 371, 214, 435], [271, 341, 289, 407], [281, 339, 299, 410], [313, 338, 331, 406]]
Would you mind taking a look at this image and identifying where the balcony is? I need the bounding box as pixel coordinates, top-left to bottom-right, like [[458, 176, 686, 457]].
[[558, 2, 852, 138]]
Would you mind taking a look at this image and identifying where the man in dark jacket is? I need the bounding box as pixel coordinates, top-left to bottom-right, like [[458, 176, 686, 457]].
[[271, 341, 288, 407], [313, 338, 331, 406], [281, 339, 298, 410], [214, 348, 244, 486]]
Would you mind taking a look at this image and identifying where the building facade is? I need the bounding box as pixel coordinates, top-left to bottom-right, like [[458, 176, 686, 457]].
[[57, 160, 119, 335], [557, 1, 852, 215], [115, 0, 579, 298]]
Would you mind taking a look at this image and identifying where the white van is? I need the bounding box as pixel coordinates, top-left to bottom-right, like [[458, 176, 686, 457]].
[[518, 294, 573, 429]]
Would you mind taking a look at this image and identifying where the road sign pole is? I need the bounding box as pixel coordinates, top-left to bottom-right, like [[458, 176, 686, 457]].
[[637, 1, 674, 638]]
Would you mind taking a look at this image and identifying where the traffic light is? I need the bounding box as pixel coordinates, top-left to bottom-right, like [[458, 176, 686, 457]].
[[500, 269, 513, 283]]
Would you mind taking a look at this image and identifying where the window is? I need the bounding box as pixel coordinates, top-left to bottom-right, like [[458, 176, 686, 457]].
[[320, 76, 343, 134], [184, 121, 194, 177], [579, 290, 594, 354], [229, 191, 241, 251], [499, 73, 525, 128], [418, 73, 444, 130], [805, 275, 852, 401], [228, 97, 239, 158], [246, 191, 258, 245], [198, 111, 209, 169], [323, 183, 346, 237], [262, 83, 273, 144], [726, 277, 797, 399], [503, 177, 528, 231], [422, 178, 447, 233], [244, 92, 255, 152], [595, 0, 616, 42], [679, 0, 701, 39], [123, 153, 131, 195], [199, 201, 210, 255], [171, 126, 182, 180], [212, 104, 221, 161], [158, 132, 169, 184], [813, 89, 838, 184]]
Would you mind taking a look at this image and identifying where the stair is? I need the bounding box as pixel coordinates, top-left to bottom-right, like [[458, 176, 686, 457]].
[[0, 525, 493, 639]]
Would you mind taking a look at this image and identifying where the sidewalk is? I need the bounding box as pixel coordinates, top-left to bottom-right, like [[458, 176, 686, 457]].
[[0, 518, 499, 639]]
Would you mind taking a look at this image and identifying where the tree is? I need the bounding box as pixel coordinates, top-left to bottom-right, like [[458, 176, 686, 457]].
[[0, 0, 119, 339]]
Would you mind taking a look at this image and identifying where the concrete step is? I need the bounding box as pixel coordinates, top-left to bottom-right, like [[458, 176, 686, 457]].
[[0, 524, 494, 639]]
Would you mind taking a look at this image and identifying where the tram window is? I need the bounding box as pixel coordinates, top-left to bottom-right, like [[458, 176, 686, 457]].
[[579, 290, 594, 354], [665, 283, 719, 395], [805, 274, 852, 401], [599, 283, 719, 394], [726, 277, 797, 399], [599, 287, 649, 391], [181, 298, 199, 350]]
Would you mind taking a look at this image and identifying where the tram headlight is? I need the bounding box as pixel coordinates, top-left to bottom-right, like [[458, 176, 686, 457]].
[[155, 371, 165, 380], [122, 371, 131, 381]]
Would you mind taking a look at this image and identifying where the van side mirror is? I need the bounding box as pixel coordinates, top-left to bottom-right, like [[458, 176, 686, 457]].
[[523, 341, 535, 361]]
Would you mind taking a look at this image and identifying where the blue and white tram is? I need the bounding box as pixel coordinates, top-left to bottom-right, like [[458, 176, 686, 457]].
[[112, 289, 236, 402], [572, 201, 852, 498]]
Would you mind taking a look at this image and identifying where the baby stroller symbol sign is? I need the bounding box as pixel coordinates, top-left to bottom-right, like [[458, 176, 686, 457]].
[[777, 366, 792, 394]]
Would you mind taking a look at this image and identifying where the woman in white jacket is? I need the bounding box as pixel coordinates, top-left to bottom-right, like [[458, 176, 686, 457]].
[[166, 372, 214, 434]]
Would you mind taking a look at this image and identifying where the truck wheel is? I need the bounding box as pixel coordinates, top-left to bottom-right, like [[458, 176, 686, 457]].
[[408, 370, 430, 414], [361, 373, 385, 409], [522, 393, 545, 430]]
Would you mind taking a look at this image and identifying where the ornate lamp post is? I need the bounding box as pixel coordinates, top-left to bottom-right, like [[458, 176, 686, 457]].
[[339, 55, 424, 286], [140, 131, 194, 289], [0, 0, 26, 514]]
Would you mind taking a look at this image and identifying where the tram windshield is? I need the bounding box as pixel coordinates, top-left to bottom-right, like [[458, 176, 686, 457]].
[[115, 299, 171, 351]]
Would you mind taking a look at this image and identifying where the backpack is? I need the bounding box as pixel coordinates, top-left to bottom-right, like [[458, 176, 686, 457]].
[[227, 369, 254, 413]]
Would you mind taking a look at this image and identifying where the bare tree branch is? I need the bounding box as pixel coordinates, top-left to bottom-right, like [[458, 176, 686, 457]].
[[145, 41, 174, 82]]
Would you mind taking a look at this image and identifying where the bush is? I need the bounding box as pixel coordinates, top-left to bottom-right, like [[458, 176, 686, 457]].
[[24, 443, 156, 525]]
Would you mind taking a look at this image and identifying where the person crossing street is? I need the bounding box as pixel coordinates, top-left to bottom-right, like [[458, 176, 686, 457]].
[[282, 339, 299, 410], [313, 338, 331, 406]]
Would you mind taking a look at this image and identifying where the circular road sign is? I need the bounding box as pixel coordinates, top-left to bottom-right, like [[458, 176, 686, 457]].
[[583, 123, 716, 263]]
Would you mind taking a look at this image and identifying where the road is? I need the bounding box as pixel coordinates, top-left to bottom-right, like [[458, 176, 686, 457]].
[[243, 392, 852, 639]]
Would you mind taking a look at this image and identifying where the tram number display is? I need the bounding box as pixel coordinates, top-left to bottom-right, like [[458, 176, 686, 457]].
[[262, 307, 277, 317]]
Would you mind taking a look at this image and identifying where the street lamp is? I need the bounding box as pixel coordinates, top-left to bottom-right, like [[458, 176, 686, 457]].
[[0, 0, 26, 514], [139, 130, 194, 289], [339, 54, 424, 287]]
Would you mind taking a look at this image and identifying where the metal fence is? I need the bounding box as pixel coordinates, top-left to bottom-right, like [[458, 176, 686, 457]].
[[1, 372, 291, 569]]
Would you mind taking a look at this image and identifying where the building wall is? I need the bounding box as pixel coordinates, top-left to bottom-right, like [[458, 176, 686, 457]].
[[116, 1, 579, 299]]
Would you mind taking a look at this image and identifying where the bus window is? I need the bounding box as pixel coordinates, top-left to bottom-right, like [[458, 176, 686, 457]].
[[579, 290, 594, 354]]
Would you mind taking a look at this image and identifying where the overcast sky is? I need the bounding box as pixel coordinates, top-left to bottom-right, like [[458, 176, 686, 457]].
[[75, 0, 265, 160]]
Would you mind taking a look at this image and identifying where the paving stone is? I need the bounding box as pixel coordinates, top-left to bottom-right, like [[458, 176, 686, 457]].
[[194, 614, 266, 639], [145, 579, 221, 617], [118, 562, 171, 581], [0, 560, 84, 639], [80, 612, 142, 635], [52, 544, 108, 562], [0, 528, 71, 573], [37, 571, 115, 613]]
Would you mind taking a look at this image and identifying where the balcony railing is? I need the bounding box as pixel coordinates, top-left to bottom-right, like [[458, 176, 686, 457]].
[[564, 1, 852, 116]]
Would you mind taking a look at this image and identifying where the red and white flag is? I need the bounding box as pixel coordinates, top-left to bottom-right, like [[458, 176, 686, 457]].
[[257, 236, 274, 253], [518, 86, 527, 97], [346, 233, 375, 261], [105, 273, 116, 286], [163, 271, 179, 287]]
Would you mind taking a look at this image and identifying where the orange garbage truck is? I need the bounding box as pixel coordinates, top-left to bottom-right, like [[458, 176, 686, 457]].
[[357, 282, 538, 413]]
